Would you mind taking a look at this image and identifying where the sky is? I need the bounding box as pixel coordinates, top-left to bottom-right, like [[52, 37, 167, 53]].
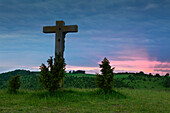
[[0, 0, 170, 75]]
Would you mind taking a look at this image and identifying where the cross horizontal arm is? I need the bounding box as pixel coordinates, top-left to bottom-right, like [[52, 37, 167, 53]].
[[43, 26, 57, 33], [63, 25, 78, 33]]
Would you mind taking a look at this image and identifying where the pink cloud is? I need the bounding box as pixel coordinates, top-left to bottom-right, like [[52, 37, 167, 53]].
[[108, 46, 170, 75], [66, 45, 170, 75], [109, 57, 170, 74], [16, 44, 169, 75]]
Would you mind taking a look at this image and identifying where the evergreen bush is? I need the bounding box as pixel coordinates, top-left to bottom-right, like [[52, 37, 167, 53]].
[[95, 57, 114, 93], [39, 56, 66, 92], [8, 75, 20, 93]]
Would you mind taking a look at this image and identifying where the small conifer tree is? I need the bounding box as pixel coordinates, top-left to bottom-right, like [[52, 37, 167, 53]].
[[95, 57, 114, 93], [164, 77, 170, 88], [39, 56, 66, 92], [8, 75, 20, 93]]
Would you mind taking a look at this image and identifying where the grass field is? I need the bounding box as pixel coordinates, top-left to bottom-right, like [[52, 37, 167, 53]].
[[0, 70, 169, 112], [0, 88, 170, 113], [1, 70, 169, 90]]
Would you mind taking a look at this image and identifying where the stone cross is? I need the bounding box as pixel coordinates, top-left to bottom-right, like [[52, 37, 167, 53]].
[[43, 20, 78, 59]]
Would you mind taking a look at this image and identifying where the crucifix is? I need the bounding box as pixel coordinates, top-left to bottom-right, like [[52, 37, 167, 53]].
[[43, 20, 78, 60]]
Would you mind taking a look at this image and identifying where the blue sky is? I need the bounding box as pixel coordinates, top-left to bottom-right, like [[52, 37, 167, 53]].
[[0, 0, 170, 74]]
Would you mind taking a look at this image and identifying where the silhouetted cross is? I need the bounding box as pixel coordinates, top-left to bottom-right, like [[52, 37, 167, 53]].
[[43, 21, 78, 59]]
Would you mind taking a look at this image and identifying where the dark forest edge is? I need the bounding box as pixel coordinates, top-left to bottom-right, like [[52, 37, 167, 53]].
[[0, 69, 169, 90]]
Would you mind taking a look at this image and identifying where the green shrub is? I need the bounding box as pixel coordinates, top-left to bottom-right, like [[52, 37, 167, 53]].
[[39, 56, 66, 92], [95, 57, 114, 93], [8, 75, 20, 93], [164, 77, 170, 88]]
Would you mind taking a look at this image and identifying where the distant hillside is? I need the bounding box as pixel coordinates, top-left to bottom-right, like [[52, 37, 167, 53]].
[[0, 70, 169, 90], [0, 70, 41, 90]]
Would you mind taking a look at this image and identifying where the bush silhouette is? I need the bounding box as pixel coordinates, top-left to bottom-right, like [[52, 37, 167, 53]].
[[165, 73, 169, 77], [155, 73, 160, 77]]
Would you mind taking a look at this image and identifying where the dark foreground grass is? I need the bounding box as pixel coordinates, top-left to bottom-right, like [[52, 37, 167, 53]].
[[0, 88, 170, 113]]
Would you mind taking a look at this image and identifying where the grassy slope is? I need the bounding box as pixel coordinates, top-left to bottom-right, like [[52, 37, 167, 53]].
[[66, 73, 130, 78], [66, 73, 95, 77], [0, 71, 169, 112], [115, 74, 167, 89], [0, 88, 169, 113], [1, 70, 169, 90], [66, 73, 168, 89]]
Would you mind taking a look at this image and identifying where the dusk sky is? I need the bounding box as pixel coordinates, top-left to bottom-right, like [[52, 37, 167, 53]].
[[0, 0, 170, 75]]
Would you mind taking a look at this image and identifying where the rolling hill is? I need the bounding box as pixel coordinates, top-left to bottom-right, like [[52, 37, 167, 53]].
[[0, 70, 169, 90]]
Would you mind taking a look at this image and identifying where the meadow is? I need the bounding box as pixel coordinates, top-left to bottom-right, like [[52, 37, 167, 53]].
[[0, 88, 170, 112], [0, 70, 170, 112]]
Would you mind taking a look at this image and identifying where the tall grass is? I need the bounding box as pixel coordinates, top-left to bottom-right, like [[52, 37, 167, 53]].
[[0, 88, 169, 112]]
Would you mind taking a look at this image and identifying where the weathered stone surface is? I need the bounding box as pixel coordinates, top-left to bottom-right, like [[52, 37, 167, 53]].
[[43, 20, 78, 59], [63, 25, 78, 32]]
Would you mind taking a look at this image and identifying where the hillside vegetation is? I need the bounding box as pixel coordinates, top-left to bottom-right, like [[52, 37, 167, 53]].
[[0, 70, 169, 90], [0, 70, 170, 112]]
